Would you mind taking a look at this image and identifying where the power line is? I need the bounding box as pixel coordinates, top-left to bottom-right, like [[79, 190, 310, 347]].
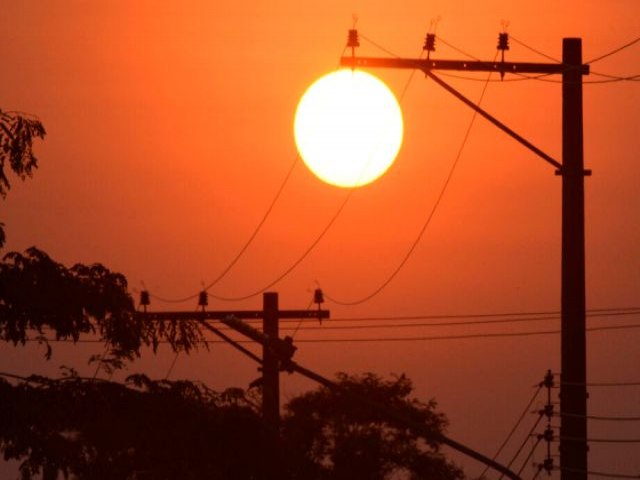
[[554, 380, 640, 388], [149, 156, 299, 304], [556, 467, 640, 480], [480, 384, 543, 478], [560, 412, 640, 422], [510, 34, 640, 82], [306, 306, 640, 323], [587, 35, 640, 64], [286, 309, 640, 330], [561, 436, 640, 444], [324, 47, 499, 306], [498, 414, 543, 480], [516, 436, 542, 478], [280, 322, 640, 342], [32, 321, 640, 345]]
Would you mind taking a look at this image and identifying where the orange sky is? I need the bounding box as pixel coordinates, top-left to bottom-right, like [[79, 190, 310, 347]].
[[2, 1, 639, 477]]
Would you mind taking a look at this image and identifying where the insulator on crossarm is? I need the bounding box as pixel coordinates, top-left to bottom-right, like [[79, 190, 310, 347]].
[[314, 288, 325, 324], [140, 290, 150, 307], [198, 291, 208, 308], [347, 29, 360, 48], [498, 32, 510, 51], [423, 33, 436, 53], [314, 288, 324, 305]]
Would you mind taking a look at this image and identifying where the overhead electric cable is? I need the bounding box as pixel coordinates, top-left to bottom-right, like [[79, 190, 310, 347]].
[[279, 309, 640, 330], [511, 34, 640, 82], [561, 436, 640, 444], [149, 157, 298, 304], [516, 436, 542, 478], [324, 47, 499, 306], [197, 39, 422, 302], [498, 414, 543, 480], [587, 35, 640, 64], [480, 384, 543, 478], [560, 412, 640, 422], [556, 467, 640, 479]]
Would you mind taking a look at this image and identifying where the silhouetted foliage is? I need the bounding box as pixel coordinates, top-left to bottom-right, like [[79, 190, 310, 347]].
[[0, 110, 46, 248], [0, 372, 264, 479], [282, 372, 465, 480], [0, 247, 208, 359]]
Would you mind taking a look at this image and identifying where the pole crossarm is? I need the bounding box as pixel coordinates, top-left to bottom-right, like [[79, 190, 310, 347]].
[[139, 310, 328, 321], [138, 309, 329, 364], [339, 55, 589, 171], [339, 56, 589, 76]]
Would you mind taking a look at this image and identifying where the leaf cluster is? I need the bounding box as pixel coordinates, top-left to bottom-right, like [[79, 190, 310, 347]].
[[282, 372, 464, 480], [0, 110, 45, 198], [0, 248, 208, 360], [0, 373, 263, 479], [0, 110, 46, 248]]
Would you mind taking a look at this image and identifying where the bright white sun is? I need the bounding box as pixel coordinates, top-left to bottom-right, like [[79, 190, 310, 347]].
[[294, 69, 403, 188]]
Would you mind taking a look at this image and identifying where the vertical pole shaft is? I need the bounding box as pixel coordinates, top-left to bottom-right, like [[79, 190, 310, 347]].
[[560, 38, 587, 480], [263, 292, 280, 479]]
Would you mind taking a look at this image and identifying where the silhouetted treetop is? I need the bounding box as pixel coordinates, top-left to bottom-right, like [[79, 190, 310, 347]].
[[0, 247, 208, 359], [282, 372, 465, 480], [0, 372, 263, 480], [0, 109, 46, 247]]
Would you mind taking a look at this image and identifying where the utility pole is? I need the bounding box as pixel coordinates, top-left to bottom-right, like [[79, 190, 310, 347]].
[[139, 291, 329, 480], [262, 292, 281, 480], [340, 32, 590, 480], [561, 38, 588, 480]]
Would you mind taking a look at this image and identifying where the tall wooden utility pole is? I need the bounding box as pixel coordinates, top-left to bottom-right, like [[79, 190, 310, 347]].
[[340, 33, 590, 480], [139, 291, 329, 480], [560, 39, 588, 480]]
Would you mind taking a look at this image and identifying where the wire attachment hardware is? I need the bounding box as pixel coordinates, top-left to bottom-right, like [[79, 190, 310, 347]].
[[139, 290, 150, 312], [198, 291, 208, 309], [314, 288, 325, 323], [347, 29, 360, 48], [423, 33, 436, 59], [497, 32, 510, 79]]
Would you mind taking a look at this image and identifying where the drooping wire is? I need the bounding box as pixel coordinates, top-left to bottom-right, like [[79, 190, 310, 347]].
[[439, 34, 639, 84], [511, 34, 640, 82], [556, 467, 640, 479], [587, 35, 640, 64], [194, 38, 423, 303], [149, 157, 299, 304], [291, 294, 316, 339], [560, 412, 640, 422], [498, 413, 544, 480], [164, 352, 180, 380], [479, 384, 543, 478], [20, 321, 640, 345], [515, 435, 543, 478], [510, 34, 560, 63], [324, 49, 499, 306]]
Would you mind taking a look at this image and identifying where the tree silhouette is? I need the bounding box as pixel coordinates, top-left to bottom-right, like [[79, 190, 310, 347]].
[[0, 109, 466, 479], [281, 372, 465, 480], [0, 372, 264, 480], [0, 247, 208, 362], [0, 109, 46, 248]]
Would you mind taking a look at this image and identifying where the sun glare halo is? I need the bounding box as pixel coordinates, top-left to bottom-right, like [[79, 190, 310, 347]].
[[294, 69, 403, 188]]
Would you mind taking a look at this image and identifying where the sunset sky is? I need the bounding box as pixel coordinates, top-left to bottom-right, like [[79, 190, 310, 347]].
[[2, 0, 639, 477]]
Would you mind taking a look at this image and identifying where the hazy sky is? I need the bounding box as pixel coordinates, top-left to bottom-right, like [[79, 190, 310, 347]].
[[2, 1, 639, 477]]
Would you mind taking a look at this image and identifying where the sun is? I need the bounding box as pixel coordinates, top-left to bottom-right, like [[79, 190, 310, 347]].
[[294, 69, 403, 188]]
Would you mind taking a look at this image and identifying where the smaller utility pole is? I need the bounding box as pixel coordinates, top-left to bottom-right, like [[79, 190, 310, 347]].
[[138, 291, 329, 480], [262, 292, 281, 480]]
